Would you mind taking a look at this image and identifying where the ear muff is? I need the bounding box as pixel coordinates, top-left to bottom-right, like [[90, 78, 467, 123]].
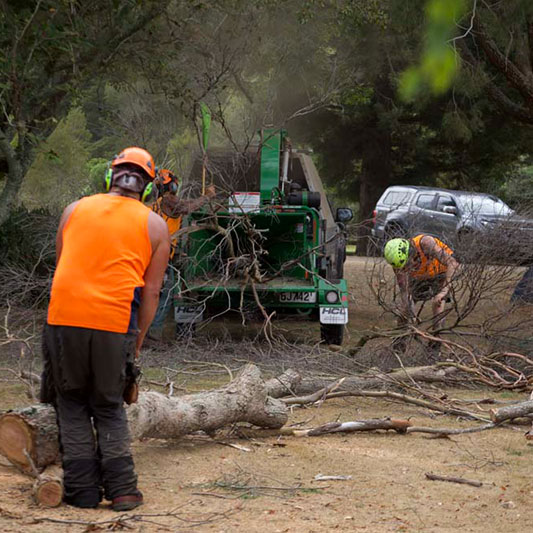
[[168, 181, 178, 195], [141, 181, 156, 203], [104, 166, 113, 192]]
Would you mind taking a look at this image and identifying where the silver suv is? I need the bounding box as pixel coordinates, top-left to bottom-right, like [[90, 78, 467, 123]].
[[371, 186, 533, 261]]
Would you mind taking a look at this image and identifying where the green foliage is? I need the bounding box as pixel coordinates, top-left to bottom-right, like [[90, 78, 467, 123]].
[[84, 158, 109, 196], [21, 108, 92, 212], [399, 0, 466, 101], [499, 164, 533, 207]]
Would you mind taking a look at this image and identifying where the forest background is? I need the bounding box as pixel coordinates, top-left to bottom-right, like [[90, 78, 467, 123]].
[[2, 0, 533, 274]]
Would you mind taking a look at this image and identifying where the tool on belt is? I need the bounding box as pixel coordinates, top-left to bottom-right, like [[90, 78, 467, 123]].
[[123, 362, 141, 405]]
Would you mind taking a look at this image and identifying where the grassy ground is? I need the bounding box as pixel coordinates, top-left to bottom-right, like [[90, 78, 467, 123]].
[[0, 257, 532, 532]]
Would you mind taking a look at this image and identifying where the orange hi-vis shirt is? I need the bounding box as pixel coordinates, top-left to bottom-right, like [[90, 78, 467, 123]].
[[48, 194, 152, 334], [152, 198, 181, 259], [409, 234, 453, 280]]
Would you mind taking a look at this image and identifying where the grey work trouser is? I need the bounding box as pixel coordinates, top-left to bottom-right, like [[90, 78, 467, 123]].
[[43, 324, 139, 507]]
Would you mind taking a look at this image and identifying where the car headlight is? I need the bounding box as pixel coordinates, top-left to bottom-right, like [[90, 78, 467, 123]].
[[325, 291, 339, 304]]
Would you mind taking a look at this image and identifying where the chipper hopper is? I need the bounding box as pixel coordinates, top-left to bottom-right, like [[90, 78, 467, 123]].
[[174, 129, 352, 345]]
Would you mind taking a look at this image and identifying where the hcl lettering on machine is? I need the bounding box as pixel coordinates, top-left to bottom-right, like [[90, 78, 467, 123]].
[[174, 304, 204, 324], [320, 307, 348, 325]]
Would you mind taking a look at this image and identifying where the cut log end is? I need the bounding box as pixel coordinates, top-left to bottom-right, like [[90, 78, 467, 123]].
[[33, 477, 62, 507], [0, 414, 34, 470]]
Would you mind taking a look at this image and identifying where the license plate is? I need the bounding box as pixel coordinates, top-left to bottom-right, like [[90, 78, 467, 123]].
[[279, 292, 317, 303], [320, 306, 348, 325], [174, 305, 204, 324]]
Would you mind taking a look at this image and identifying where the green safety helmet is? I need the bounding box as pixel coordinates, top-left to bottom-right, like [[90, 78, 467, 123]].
[[384, 238, 410, 269]]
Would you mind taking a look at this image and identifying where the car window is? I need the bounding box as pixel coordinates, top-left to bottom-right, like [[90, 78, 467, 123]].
[[382, 190, 412, 207], [436, 195, 456, 212], [415, 193, 437, 210], [457, 195, 513, 216]]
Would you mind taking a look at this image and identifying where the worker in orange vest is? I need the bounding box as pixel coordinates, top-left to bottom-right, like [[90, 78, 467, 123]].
[[147, 169, 215, 340], [384, 235, 459, 330], [43, 147, 170, 510]]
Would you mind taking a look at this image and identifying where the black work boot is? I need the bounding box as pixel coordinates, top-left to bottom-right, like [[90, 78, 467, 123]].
[[102, 456, 139, 503], [112, 490, 144, 512], [62, 458, 102, 508]]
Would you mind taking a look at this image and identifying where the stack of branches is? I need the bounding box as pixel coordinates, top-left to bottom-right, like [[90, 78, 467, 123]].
[[0, 207, 58, 307]]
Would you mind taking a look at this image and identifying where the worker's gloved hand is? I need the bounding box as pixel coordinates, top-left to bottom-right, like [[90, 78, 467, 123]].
[[435, 288, 450, 305], [123, 362, 141, 405]]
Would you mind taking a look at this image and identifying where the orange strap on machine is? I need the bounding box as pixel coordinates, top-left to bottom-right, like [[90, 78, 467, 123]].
[[409, 234, 453, 280]]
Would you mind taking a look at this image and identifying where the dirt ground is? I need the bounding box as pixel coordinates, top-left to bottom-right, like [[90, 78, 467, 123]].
[[0, 257, 532, 532]]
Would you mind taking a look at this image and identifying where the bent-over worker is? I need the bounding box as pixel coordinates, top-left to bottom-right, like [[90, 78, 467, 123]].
[[43, 147, 170, 510], [384, 234, 459, 330]]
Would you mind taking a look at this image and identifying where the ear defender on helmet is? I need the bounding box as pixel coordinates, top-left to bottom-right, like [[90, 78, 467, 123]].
[[168, 181, 178, 195], [141, 181, 156, 203], [103, 166, 113, 192]]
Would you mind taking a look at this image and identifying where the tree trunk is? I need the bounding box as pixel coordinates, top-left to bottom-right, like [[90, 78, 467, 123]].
[[127, 364, 287, 440], [32, 465, 63, 508], [289, 365, 459, 396], [264, 368, 301, 397], [0, 364, 287, 471], [0, 404, 59, 472], [0, 130, 28, 226], [357, 78, 393, 255], [490, 399, 533, 423]]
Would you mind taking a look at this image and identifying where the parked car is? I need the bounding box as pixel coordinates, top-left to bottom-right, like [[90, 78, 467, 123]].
[[371, 185, 533, 263]]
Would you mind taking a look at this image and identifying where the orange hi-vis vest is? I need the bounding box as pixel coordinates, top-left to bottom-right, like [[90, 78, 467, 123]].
[[47, 194, 152, 334], [409, 234, 453, 280], [152, 198, 181, 259]]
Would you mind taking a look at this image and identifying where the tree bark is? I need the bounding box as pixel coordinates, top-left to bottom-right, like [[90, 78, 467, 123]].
[[264, 369, 302, 398], [0, 404, 59, 472], [0, 364, 287, 471], [289, 365, 459, 395], [0, 129, 27, 226], [32, 465, 63, 507], [297, 418, 411, 437], [490, 399, 533, 423], [127, 364, 287, 440]]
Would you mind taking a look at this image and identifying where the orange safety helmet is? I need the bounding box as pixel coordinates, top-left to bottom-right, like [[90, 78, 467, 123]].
[[112, 146, 156, 179], [158, 168, 179, 194]]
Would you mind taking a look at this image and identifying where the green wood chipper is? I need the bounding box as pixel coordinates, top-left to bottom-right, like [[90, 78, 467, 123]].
[[174, 128, 352, 345]]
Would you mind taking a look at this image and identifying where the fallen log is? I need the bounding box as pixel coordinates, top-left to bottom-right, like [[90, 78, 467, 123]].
[[490, 400, 533, 424], [300, 418, 411, 436], [237, 420, 498, 439], [32, 465, 63, 507], [127, 364, 287, 440], [238, 418, 411, 437], [264, 369, 301, 398], [0, 404, 59, 472], [0, 364, 287, 472], [291, 365, 460, 395], [283, 389, 491, 422]]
